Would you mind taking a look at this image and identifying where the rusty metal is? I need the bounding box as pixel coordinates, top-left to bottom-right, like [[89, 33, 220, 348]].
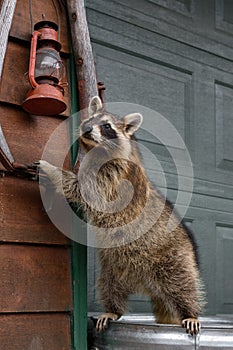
[[12, 163, 39, 180], [77, 57, 83, 66], [71, 12, 77, 21], [97, 82, 105, 104], [0, 162, 39, 180], [34, 21, 61, 50], [22, 20, 67, 116], [0, 124, 39, 180], [22, 83, 66, 116], [1, 162, 39, 181], [27, 30, 42, 89]]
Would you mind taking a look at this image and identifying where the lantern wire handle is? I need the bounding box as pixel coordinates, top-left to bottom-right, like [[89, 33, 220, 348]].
[[28, 31, 41, 89]]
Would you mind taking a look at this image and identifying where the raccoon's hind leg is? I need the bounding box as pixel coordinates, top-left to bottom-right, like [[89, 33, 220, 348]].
[[96, 276, 129, 332], [152, 296, 180, 325], [156, 292, 201, 335], [151, 269, 203, 336], [152, 295, 201, 335]]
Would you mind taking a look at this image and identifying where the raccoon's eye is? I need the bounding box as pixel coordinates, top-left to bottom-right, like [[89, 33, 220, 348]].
[[103, 123, 111, 129]]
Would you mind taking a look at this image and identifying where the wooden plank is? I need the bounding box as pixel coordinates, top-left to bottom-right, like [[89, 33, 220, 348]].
[[10, 0, 69, 54], [0, 41, 70, 115], [0, 41, 31, 106], [0, 245, 71, 312], [0, 104, 70, 166], [0, 104, 71, 244], [0, 313, 71, 350], [0, 105, 72, 245], [0, 177, 70, 244], [0, 0, 17, 82]]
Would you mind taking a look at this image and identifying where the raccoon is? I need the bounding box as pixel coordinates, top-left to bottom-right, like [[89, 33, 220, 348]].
[[39, 96, 205, 335]]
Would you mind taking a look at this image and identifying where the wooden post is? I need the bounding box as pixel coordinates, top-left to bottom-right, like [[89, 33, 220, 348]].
[[66, 2, 99, 350], [66, 0, 98, 118], [0, 0, 17, 82], [67, 0, 99, 165]]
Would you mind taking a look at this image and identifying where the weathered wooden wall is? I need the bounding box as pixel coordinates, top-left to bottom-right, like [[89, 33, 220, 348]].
[[0, 1, 73, 349]]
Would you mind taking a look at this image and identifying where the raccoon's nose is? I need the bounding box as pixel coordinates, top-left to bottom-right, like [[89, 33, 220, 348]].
[[82, 125, 93, 135]]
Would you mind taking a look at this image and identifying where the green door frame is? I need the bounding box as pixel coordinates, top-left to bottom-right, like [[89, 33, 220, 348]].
[[69, 52, 88, 350]]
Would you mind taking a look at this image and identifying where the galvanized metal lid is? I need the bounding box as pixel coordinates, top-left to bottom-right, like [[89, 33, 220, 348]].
[[89, 314, 233, 350]]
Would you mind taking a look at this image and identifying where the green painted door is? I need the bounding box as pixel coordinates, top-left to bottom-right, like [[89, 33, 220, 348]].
[[87, 0, 233, 316]]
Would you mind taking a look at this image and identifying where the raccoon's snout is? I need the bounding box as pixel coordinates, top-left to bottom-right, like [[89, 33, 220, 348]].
[[82, 125, 93, 136]]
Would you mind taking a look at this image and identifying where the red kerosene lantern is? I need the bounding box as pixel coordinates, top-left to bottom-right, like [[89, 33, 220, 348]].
[[22, 20, 67, 115]]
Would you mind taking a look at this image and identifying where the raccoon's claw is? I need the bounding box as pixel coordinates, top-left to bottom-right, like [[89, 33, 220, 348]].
[[96, 313, 120, 332], [182, 318, 201, 335]]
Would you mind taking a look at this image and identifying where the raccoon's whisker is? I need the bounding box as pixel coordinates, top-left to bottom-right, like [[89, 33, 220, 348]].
[[102, 139, 119, 150]]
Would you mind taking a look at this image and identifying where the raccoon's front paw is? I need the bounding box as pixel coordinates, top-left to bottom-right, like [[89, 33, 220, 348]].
[[96, 313, 120, 332], [182, 318, 201, 335], [37, 160, 57, 177]]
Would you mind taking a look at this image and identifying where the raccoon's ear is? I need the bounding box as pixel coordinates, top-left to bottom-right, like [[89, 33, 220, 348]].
[[123, 113, 143, 136], [88, 96, 103, 115]]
